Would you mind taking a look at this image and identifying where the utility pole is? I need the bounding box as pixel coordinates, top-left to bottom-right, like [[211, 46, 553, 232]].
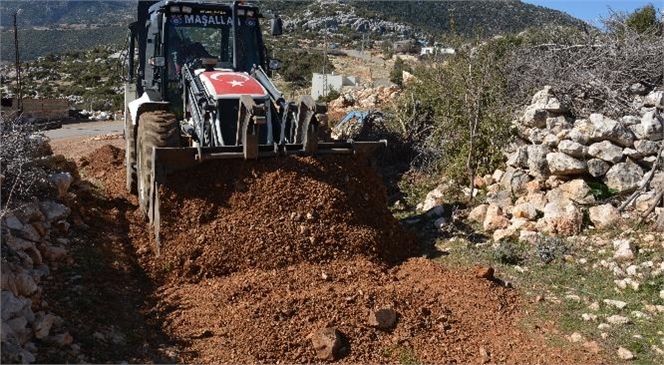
[[13, 10, 23, 113], [323, 24, 328, 99]]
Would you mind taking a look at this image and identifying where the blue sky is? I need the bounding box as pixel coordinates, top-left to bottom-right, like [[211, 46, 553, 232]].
[[522, 0, 661, 25]]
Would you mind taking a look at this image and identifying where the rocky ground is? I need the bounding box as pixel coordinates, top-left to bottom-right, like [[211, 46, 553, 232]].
[[0, 139, 606, 364]]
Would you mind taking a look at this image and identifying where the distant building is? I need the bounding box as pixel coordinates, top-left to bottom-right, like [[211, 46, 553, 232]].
[[420, 46, 455, 56], [393, 40, 415, 54], [311, 73, 359, 100]]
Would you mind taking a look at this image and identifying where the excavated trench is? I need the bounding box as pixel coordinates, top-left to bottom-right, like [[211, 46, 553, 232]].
[[53, 144, 602, 363]]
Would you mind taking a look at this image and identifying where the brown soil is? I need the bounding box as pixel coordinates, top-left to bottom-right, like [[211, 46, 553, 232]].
[[45, 143, 603, 364]]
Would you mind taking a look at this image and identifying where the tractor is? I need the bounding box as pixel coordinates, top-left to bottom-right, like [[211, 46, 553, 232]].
[[123, 0, 385, 250]]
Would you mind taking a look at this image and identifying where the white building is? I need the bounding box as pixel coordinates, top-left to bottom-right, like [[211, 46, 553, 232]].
[[311, 73, 359, 100]]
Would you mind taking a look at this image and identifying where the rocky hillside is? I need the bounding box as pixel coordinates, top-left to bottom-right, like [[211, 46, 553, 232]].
[[1, 0, 586, 61]]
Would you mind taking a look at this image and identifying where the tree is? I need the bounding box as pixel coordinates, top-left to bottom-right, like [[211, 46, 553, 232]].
[[390, 57, 411, 88], [626, 4, 662, 34]]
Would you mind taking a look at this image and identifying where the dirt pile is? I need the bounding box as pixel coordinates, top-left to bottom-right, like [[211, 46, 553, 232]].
[[156, 155, 415, 282], [72, 144, 602, 364]]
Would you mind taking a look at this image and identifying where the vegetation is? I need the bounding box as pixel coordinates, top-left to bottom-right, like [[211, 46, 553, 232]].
[[277, 48, 334, 87], [389, 57, 412, 88]]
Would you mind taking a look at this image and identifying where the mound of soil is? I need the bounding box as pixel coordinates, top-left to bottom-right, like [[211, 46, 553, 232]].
[[155, 257, 599, 364], [157, 155, 416, 282]]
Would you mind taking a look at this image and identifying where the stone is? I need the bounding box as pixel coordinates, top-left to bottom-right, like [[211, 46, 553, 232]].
[[512, 203, 538, 220], [640, 110, 663, 141], [543, 133, 560, 147], [557, 140, 587, 158], [518, 230, 538, 243], [528, 128, 546, 144], [622, 115, 641, 126], [492, 169, 504, 183], [588, 113, 635, 147], [569, 332, 584, 343], [638, 155, 658, 168], [546, 179, 596, 206], [634, 192, 657, 213], [3, 215, 24, 231], [644, 90, 664, 108], [546, 152, 586, 175], [526, 145, 550, 178], [44, 332, 74, 347], [588, 204, 621, 229], [500, 168, 530, 196], [623, 148, 643, 160], [582, 313, 598, 321], [493, 228, 517, 242], [1, 291, 30, 321], [634, 140, 660, 156], [475, 266, 495, 280], [606, 315, 631, 325], [588, 141, 623, 163], [468, 204, 488, 224], [541, 202, 583, 236], [39, 201, 71, 223], [16, 203, 45, 223], [587, 158, 611, 177], [546, 116, 573, 134], [33, 312, 61, 339], [521, 105, 548, 128], [516, 192, 548, 212], [483, 205, 509, 232], [597, 323, 611, 330], [568, 126, 590, 145], [628, 83, 648, 96], [604, 160, 644, 193], [49, 172, 74, 199], [613, 239, 634, 260], [367, 308, 397, 330], [603, 299, 628, 309], [310, 327, 342, 360], [617, 347, 634, 360], [40, 245, 68, 263], [486, 190, 512, 209], [531, 85, 567, 112]]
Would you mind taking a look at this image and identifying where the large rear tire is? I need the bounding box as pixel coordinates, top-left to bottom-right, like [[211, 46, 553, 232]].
[[125, 111, 138, 195], [136, 110, 179, 221]]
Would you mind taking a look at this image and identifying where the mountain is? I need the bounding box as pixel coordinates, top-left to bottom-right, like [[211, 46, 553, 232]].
[[0, 0, 587, 61]]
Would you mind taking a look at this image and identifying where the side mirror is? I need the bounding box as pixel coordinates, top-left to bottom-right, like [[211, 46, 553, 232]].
[[270, 17, 283, 36], [268, 59, 282, 70]]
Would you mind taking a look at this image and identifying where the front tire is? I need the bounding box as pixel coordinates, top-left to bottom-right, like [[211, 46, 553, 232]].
[[136, 110, 179, 221]]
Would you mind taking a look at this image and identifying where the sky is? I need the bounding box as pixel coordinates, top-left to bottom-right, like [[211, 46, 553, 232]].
[[522, 0, 662, 25]]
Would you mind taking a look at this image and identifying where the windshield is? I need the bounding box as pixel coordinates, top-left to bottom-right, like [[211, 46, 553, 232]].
[[166, 10, 263, 75]]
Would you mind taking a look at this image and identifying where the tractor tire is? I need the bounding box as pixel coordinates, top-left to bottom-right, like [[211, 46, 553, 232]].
[[136, 110, 179, 220], [125, 112, 138, 195]]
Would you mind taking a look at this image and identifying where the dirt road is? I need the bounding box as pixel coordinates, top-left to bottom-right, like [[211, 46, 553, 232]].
[[42, 135, 603, 363]]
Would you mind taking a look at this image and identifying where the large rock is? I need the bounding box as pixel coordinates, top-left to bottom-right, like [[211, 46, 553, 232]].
[[557, 140, 587, 158], [587, 158, 611, 178], [541, 202, 583, 236], [640, 110, 663, 141], [644, 90, 664, 108], [512, 203, 538, 220], [1, 291, 32, 322], [521, 105, 547, 128], [527, 145, 550, 178], [367, 308, 397, 330], [588, 204, 621, 229], [500, 168, 530, 196], [546, 152, 587, 175], [546, 179, 596, 206], [613, 239, 635, 262], [506, 146, 528, 168], [515, 192, 548, 212], [311, 327, 342, 361], [468, 204, 488, 224], [530, 85, 567, 113], [39, 201, 70, 223], [33, 312, 61, 339], [588, 113, 634, 147], [48, 172, 74, 200], [546, 116, 573, 134], [588, 141, 623, 163], [483, 204, 509, 232], [603, 160, 644, 193], [634, 140, 660, 156]]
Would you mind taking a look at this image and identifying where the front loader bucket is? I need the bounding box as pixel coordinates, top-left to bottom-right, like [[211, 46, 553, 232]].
[[148, 139, 387, 253]]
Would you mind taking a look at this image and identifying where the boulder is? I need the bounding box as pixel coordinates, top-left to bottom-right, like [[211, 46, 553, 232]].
[[634, 140, 660, 156], [557, 140, 587, 158], [541, 202, 583, 236], [493, 227, 518, 242], [644, 90, 664, 108], [367, 308, 397, 330], [603, 160, 644, 193], [546, 179, 596, 206], [39, 201, 71, 223], [521, 105, 548, 128], [310, 327, 342, 361], [512, 203, 538, 220], [542, 133, 560, 147], [530, 86, 567, 112], [588, 204, 621, 229], [16, 203, 45, 223], [588, 141, 623, 163], [546, 152, 587, 175], [506, 147, 528, 168], [640, 110, 663, 141], [621, 115, 641, 126], [588, 113, 634, 147], [500, 168, 530, 196], [528, 128, 546, 144], [526, 145, 551, 178], [613, 239, 635, 262], [48, 172, 74, 199], [568, 125, 590, 145], [468, 204, 488, 224], [546, 116, 573, 134], [33, 312, 60, 339], [483, 205, 509, 232], [3, 214, 24, 231], [1, 291, 31, 322], [622, 148, 643, 160], [587, 158, 611, 178], [515, 192, 548, 212]]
